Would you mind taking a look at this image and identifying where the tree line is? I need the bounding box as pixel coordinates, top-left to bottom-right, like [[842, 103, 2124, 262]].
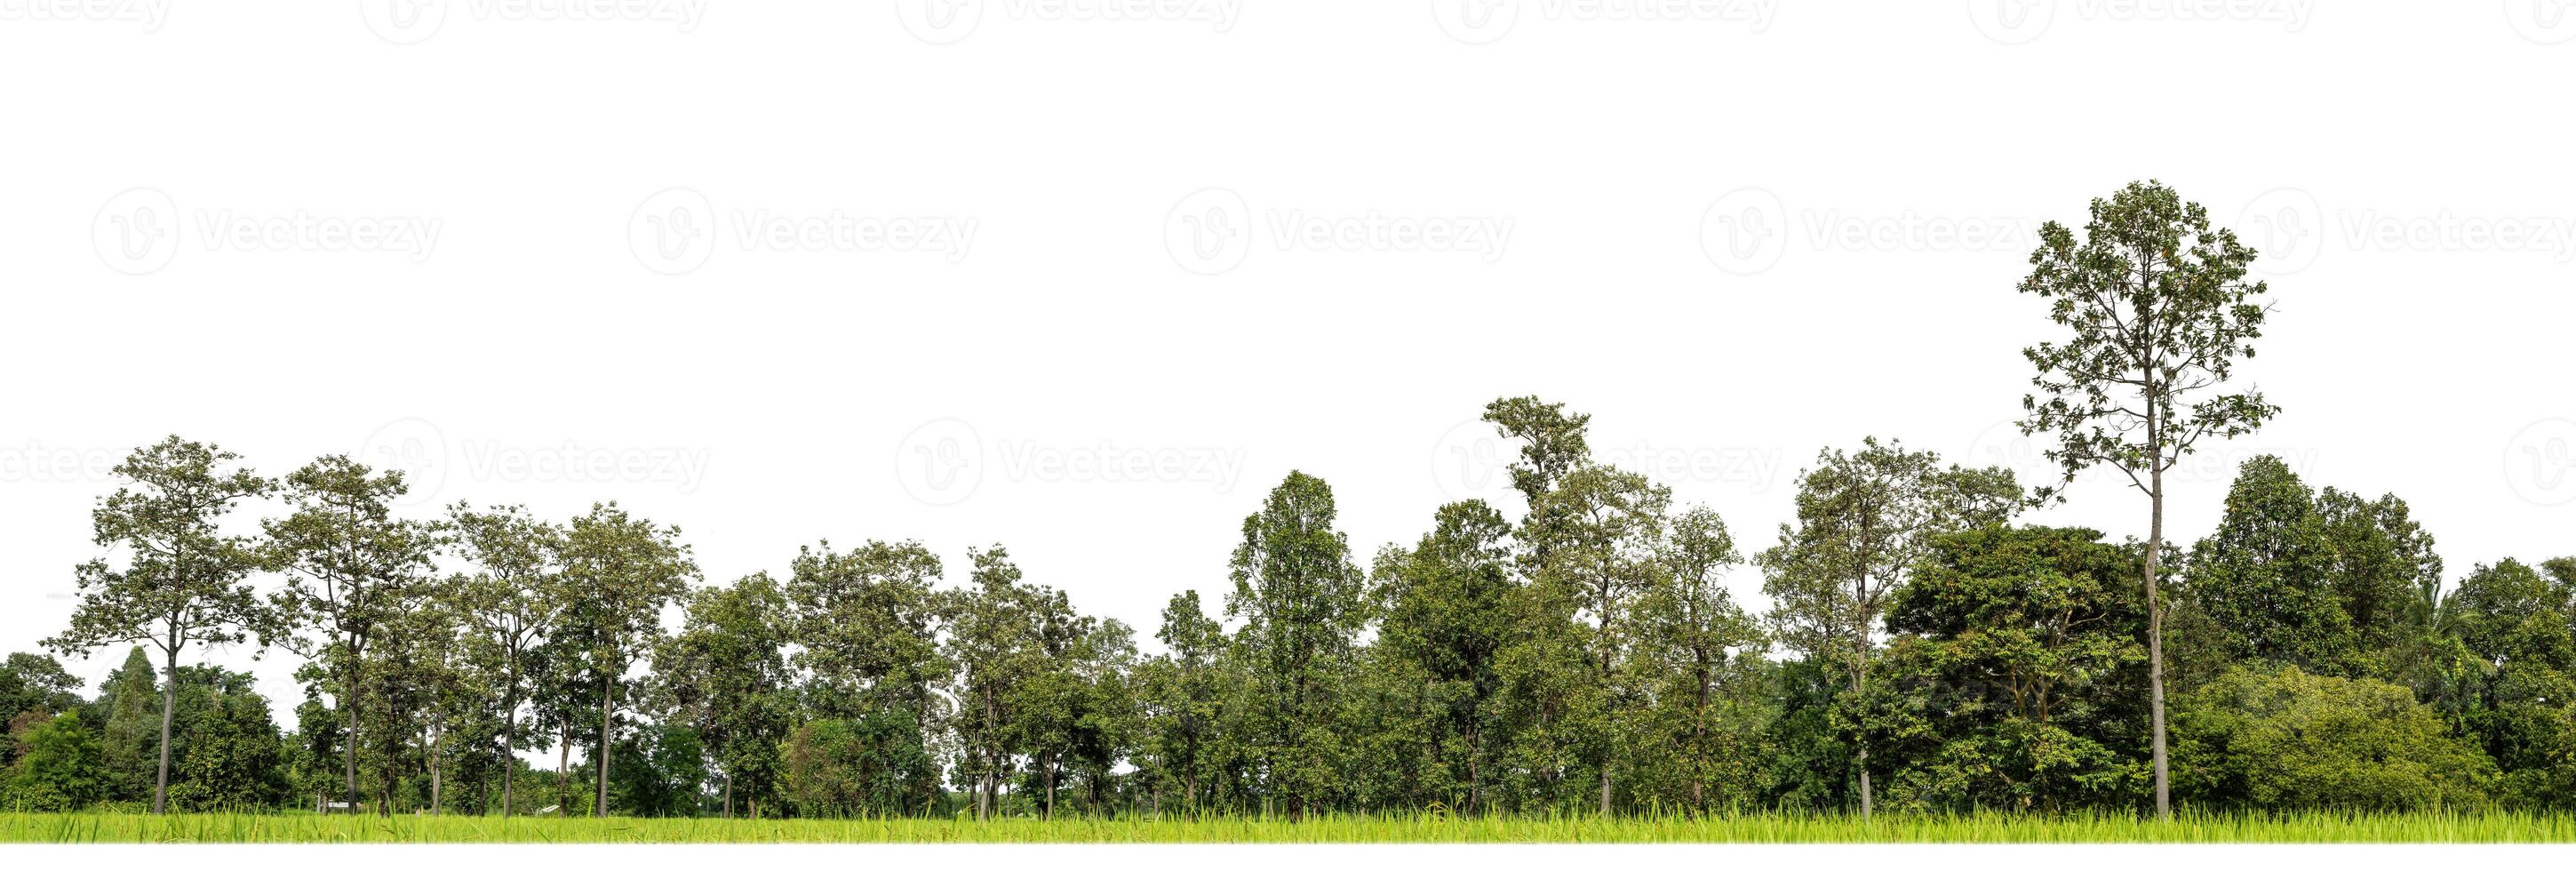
[[4, 181, 2572, 819]]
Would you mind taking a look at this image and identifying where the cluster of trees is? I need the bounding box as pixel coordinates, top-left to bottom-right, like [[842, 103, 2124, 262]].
[[6, 182, 2572, 819]]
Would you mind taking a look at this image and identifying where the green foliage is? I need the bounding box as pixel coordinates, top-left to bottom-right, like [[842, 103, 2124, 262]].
[[2178, 456, 2357, 680], [1226, 470, 1367, 815], [2173, 666, 2493, 811], [1874, 526, 2148, 812], [7, 713, 110, 811]]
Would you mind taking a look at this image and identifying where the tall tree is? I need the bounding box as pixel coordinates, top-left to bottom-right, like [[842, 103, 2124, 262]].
[[1534, 463, 1669, 815], [785, 539, 949, 813], [2017, 180, 2278, 819], [939, 547, 1041, 820], [1627, 505, 1768, 812], [560, 502, 697, 818], [445, 502, 565, 818], [2181, 456, 2355, 678], [1757, 437, 2018, 817], [1370, 499, 1516, 812], [1226, 470, 1366, 817], [1137, 590, 1228, 813], [44, 436, 275, 814], [266, 454, 436, 815], [657, 571, 793, 819]]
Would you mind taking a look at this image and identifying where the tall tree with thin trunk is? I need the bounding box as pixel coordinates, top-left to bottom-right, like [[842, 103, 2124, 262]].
[[2017, 179, 2278, 820], [267, 455, 436, 815], [446, 502, 565, 818], [44, 436, 275, 815], [560, 502, 696, 818], [1758, 437, 2019, 818]]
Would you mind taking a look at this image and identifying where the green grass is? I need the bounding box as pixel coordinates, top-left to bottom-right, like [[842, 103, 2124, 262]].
[[5, 809, 2575, 843]]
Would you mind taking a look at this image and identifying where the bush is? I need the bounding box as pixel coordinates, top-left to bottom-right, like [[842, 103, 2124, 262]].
[[2174, 666, 2493, 811]]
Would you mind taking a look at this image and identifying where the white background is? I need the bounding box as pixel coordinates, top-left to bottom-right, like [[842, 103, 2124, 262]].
[[4, 0, 2573, 742]]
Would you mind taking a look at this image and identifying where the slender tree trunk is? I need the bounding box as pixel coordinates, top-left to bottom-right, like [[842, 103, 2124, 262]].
[[2148, 463, 2171, 821], [500, 683, 518, 818], [596, 659, 615, 819], [154, 643, 178, 815], [341, 653, 361, 816], [723, 773, 734, 818], [1853, 660, 1874, 819], [430, 722, 444, 816], [557, 721, 572, 813]]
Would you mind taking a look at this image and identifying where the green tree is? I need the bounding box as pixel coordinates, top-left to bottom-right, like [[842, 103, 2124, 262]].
[[1625, 506, 1770, 812], [2180, 456, 2355, 680], [1757, 437, 2019, 817], [1226, 470, 1366, 816], [266, 454, 436, 814], [0, 652, 84, 725], [2017, 180, 2279, 819], [44, 436, 275, 815], [445, 502, 565, 818], [1136, 591, 1228, 813], [785, 539, 947, 813], [657, 572, 793, 818], [2173, 666, 2493, 811], [2437, 559, 2576, 808], [7, 712, 110, 811], [163, 665, 291, 811], [1874, 526, 2149, 812], [2314, 488, 2443, 670], [1370, 499, 1516, 812], [560, 502, 697, 818]]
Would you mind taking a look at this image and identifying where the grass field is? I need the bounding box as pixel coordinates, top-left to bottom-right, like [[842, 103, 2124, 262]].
[[5, 810, 2576, 843]]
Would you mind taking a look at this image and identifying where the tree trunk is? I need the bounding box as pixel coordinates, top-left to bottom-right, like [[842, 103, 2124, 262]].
[[341, 654, 361, 816], [596, 659, 615, 819], [430, 730, 443, 816], [154, 643, 178, 815], [723, 773, 734, 819], [2148, 464, 2171, 821], [500, 687, 518, 818], [557, 721, 572, 812]]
